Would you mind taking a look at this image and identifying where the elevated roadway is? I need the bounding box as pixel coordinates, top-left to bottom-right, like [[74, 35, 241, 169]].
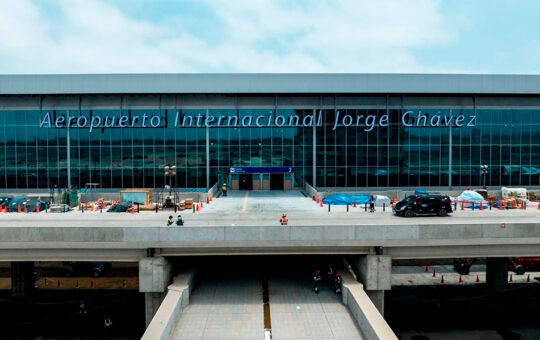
[[0, 191, 539, 260]]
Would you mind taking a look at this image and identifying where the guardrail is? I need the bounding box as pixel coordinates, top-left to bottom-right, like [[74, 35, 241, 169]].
[[304, 182, 318, 199], [141, 270, 196, 340]]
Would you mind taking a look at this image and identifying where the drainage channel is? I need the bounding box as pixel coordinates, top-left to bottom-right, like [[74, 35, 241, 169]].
[[262, 275, 272, 339]]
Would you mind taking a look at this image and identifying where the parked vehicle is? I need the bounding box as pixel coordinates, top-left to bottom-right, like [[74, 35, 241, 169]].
[[62, 262, 111, 277], [24, 199, 49, 212], [509, 257, 540, 275], [454, 258, 477, 275], [5, 197, 26, 211], [393, 194, 453, 217], [0, 197, 12, 208]]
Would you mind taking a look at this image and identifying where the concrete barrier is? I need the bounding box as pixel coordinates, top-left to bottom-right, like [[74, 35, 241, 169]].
[[141, 269, 195, 340], [341, 270, 397, 340]]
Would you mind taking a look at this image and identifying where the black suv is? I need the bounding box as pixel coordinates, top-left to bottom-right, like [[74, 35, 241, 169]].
[[393, 194, 452, 217]]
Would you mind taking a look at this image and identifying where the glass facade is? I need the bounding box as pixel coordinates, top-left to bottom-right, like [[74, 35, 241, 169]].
[[1, 96, 540, 189]]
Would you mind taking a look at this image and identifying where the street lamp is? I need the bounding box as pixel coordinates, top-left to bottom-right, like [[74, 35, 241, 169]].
[[164, 165, 177, 195], [480, 165, 489, 189]]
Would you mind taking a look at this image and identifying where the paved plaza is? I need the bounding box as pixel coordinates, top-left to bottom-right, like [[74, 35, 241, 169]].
[[0, 190, 539, 228]]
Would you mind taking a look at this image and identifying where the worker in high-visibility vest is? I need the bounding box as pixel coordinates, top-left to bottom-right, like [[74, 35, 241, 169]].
[[166, 216, 174, 227], [222, 183, 228, 197], [280, 214, 288, 226]]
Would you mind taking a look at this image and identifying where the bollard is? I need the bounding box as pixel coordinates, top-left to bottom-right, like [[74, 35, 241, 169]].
[[174, 205, 177, 213], [524, 201, 527, 210], [328, 204, 331, 212], [193, 204, 196, 213], [489, 203, 492, 210], [346, 204, 349, 212], [365, 204, 367, 212], [63, 204, 66, 213], [81, 204, 84, 213], [472, 202, 475, 210], [383, 203, 385, 212], [100, 205, 103, 213], [454, 201, 457, 211], [155, 205, 158, 213], [461, 201, 464, 210], [137, 204, 140, 213], [507, 201, 510, 210]]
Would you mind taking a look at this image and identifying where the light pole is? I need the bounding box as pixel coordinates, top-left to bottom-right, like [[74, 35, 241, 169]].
[[480, 165, 489, 189], [164, 165, 177, 195]]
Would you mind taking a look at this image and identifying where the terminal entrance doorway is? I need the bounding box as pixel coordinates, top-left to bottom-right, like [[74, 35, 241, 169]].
[[239, 174, 253, 190], [270, 174, 284, 190]]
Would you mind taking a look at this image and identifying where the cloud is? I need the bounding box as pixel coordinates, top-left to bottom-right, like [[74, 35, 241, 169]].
[[0, 0, 459, 73]]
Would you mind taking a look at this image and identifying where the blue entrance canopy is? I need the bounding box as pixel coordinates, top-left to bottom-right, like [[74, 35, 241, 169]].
[[230, 167, 293, 174]]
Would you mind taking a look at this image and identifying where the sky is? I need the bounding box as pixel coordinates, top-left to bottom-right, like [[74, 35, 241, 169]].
[[0, 0, 538, 74]]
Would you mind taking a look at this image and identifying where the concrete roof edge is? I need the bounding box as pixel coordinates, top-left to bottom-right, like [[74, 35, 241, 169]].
[[1, 73, 540, 95]]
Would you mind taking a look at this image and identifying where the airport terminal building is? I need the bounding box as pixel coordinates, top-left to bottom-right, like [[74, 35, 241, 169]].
[[1, 73, 540, 190]]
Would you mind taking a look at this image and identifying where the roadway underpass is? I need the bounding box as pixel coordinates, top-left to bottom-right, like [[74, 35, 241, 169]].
[[170, 259, 364, 340]]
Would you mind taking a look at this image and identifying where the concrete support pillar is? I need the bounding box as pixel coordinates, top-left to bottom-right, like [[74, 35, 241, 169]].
[[11, 262, 34, 298], [350, 255, 391, 315], [139, 257, 173, 327], [144, 292, 166, 327], [486, 257, 508, 292]]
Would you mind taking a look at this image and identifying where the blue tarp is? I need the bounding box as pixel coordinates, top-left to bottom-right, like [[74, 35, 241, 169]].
[[322, 194, 371, 205], [415, 189, 428, 195]]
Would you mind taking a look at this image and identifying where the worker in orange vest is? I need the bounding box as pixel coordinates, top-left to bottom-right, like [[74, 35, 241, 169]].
[[280, 214, 288, 226]]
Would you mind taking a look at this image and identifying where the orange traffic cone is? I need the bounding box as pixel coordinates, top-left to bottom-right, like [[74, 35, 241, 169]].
[[90, 204, 94, 212], [79, 201, 81, 210], [210, 194, 213, 202], [24, 204, 27, 213], [131, 204, 135, 214], [509, 274, 513, 283], [476, 275, 480, 283], [537, 202, 540, 210], [353, 199, 357, 208], [319, 200, 323, 207], [196, 203, 200, 212], [207, 196, 210, 204], [36, 204, 40, 213], [200, 200, 203, 208], [432, 269, 436, 277], [459, 275, 463, 283], [425, 265, 429, 273], [18, 204, 21, 213], [312, 195, 315, 201]]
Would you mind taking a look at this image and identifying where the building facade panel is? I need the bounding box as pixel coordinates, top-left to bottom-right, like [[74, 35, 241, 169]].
[[1, 79, 540, 190]]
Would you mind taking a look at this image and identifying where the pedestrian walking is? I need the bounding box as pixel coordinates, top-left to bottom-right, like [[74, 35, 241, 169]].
[[334, 272, 342, 294], [369, 195, 375, 213], [222, 183, 228, 197], [166, 215, 174, 227], [313, 269, 322, 293]]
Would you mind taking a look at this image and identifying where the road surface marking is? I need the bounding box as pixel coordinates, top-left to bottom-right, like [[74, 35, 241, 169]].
[[242, 191, 249, 212]]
